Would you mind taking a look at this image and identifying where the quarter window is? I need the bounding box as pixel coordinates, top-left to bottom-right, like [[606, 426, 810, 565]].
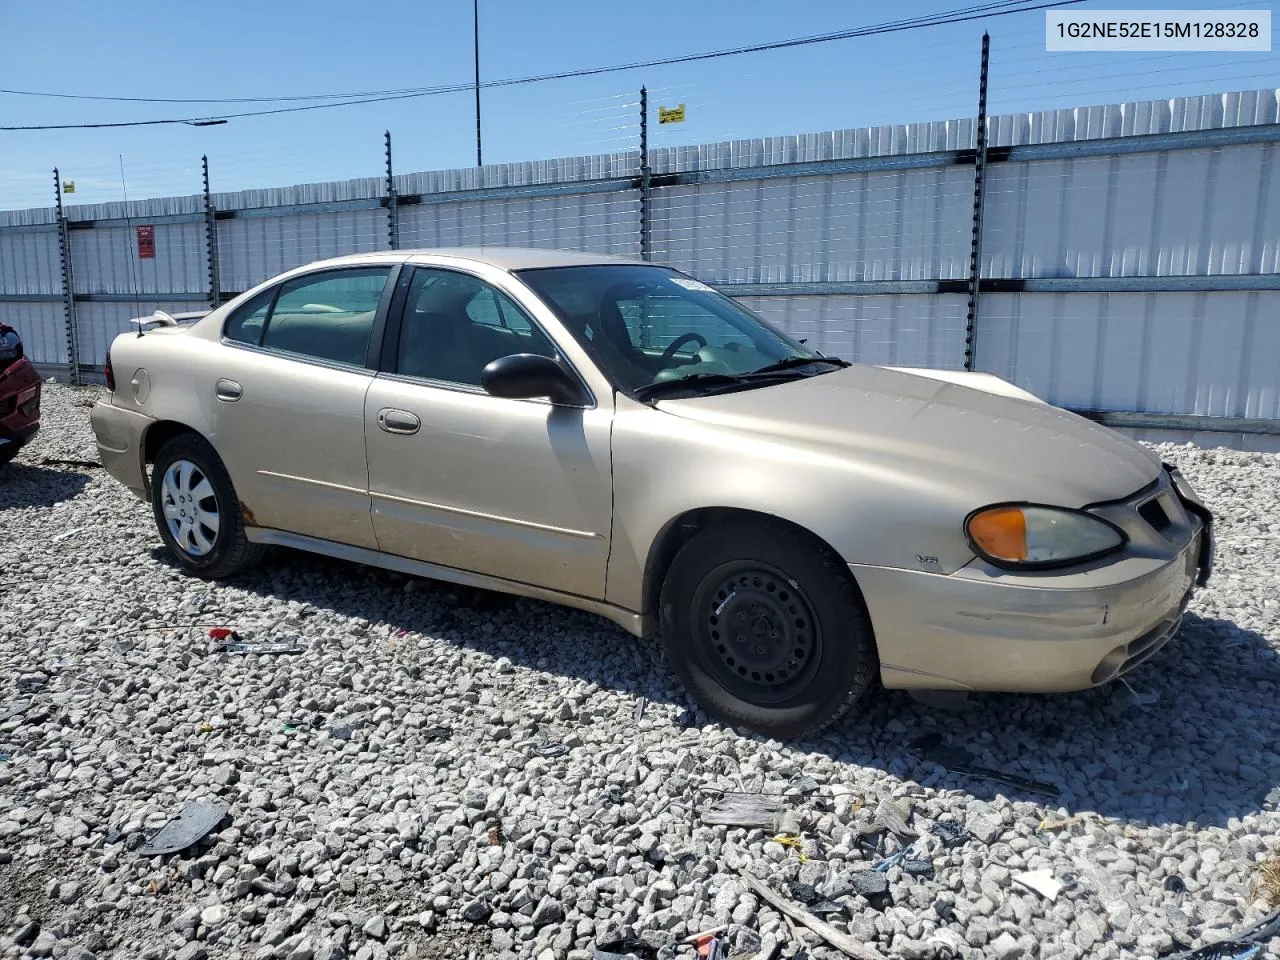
[[223, 288, 274, 346], [396, 269, 557, 386], [259, 267, 391, 366]]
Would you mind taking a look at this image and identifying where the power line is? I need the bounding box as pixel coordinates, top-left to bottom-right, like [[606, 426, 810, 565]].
[[0, 0, 1085, 131]]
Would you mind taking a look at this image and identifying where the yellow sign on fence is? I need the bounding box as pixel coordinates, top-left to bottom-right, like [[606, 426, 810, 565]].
[[658, 104, 686, 124], [63, 181, 76, 194]]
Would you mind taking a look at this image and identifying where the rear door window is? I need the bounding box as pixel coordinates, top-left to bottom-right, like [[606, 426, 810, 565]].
[[260, 267, 391, 366]]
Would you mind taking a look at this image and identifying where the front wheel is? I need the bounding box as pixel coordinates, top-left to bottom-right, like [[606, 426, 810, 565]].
[[660, 520, 877, 738], [151, 433, 264, 579]]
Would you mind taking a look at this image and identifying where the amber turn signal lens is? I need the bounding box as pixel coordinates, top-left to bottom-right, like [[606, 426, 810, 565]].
[[968, 506, 1028, 561]]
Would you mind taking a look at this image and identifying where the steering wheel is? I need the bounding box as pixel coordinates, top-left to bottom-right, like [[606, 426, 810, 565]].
[[660, 333, 708, 365]]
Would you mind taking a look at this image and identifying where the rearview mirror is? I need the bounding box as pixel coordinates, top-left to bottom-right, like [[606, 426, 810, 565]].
[[480, 354, 586, 406]]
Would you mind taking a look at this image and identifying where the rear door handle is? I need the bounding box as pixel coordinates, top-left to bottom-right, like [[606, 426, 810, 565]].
[[215, 379, 242, 402], [377, 408, 421, 435]]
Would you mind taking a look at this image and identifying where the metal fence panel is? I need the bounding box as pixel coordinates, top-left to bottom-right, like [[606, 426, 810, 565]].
[[982, 140, 1280, 279], [398, 192, 641, 256], [216, 208, 386, 293], [977, 291, 1280, 419], [68, 221, 207, 295], [651, 166, 973, 284], [6, 300, 67, 366], [0, 226, 62, 296], [733, 293, 969, 369]]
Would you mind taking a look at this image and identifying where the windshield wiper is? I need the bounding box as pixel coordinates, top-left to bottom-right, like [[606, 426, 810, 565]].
[[633, 356, 849, 402], [748, 354, 850, 374], [633, 373, 751, 402]]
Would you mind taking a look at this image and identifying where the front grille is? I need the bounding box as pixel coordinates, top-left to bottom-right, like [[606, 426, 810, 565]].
[[1138, 496, 1172, 532]]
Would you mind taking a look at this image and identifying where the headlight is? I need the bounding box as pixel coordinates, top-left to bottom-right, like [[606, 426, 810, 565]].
[[966, 504, 1126, 568], [0, 328, 21, 363]]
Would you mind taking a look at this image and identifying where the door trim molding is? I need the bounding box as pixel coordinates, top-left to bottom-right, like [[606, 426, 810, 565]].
[[244, 527, 646, 636], [371, 489, 603, 539], [257, 470, 368, 496]]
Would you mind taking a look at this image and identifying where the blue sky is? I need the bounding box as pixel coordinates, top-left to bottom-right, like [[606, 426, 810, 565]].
[[1, 0, 1276, 210]]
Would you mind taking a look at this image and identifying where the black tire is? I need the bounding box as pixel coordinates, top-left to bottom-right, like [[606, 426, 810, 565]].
[[150, 433, 265, 579], [0, 442, 19, 467], [660, 519, 877, 738]]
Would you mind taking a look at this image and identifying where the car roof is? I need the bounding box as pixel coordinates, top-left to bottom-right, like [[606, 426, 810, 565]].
[[305, 247, 648, 272]]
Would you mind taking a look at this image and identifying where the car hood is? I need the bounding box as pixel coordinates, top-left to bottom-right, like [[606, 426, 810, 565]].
[[655, 364, 1161, 506]]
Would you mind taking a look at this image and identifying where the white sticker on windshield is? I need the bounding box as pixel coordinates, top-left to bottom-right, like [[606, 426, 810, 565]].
[[670, 277, 714, 293]]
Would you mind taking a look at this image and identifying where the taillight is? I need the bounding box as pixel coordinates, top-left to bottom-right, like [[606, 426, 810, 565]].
[[104, 351, 116, 392]]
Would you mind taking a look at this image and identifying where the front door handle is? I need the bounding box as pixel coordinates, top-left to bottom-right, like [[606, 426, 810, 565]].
[[215, 379, 242, 402], [377, 408, 421, 435]]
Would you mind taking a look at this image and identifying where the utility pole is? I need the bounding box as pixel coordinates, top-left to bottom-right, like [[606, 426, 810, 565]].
[[474, 0, 483, 167]]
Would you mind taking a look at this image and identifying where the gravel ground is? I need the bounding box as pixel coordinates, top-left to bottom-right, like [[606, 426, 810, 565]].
[[2, 383, 1279, 960]]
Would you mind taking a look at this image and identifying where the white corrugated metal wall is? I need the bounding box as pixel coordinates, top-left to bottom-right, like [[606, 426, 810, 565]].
[[0, 87, 1277, 444]]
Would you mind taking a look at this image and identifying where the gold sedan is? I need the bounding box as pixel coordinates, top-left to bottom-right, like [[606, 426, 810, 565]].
[[92, 249, 1212, 737]]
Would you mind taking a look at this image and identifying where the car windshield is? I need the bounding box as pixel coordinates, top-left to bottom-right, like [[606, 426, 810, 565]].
[[515, 264, 837, 397]]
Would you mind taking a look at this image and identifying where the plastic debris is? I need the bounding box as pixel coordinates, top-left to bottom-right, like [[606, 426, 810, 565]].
[[593, 934, 657, 959], [872, 842, 915, 873], [1115, 676, 1160, 711], [632, 697, 647, 722], [531, 740, 568, 758], [789, 775, 821, 795], [221, 640, 307, 655], [691, 933, 725, 960], [700, 792, 785, 830], [1164, 875, 1187, 894], [771, 833, 808, 862], [138, 801, 229, 856], [1012, 868, 1065, 902], [931, 820, 970, 848], [210, 627, 306, 655], [903, 858, 935, 879], [873, 797, 918, 841], [787, 882, 845, 915], [1164, 908, 1280, 960], [680, 926, 728, 944], [15, 675, 47, 693]]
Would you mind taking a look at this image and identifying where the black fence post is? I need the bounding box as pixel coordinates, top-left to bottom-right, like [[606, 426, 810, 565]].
[[53, 168, 80, 385], [963, 32, 990, 372], [202, 155, 222, 309], [639, 86, 651, 262], [385, 131, 399, 251]]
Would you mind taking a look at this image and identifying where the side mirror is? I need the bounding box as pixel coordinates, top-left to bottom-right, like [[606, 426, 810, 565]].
[[480, 354, 586, 406]]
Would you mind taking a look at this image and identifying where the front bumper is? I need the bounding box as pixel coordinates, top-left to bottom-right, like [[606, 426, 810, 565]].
[[860, 469, 1212, 693], [90, 399, 154, 499]]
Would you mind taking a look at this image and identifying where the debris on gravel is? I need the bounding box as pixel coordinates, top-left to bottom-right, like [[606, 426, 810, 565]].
[[1, 384, 1278, 960]]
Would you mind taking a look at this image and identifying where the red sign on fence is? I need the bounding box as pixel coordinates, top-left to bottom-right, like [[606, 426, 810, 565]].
[[136, 225, 155, 260]]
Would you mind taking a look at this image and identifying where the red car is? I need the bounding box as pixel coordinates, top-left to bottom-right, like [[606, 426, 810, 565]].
[[0, 323, 41, 466]]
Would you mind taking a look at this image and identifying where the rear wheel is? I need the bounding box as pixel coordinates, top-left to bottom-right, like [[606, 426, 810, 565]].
[[151, 433, 264, 579], [660, 520, 877, 738]]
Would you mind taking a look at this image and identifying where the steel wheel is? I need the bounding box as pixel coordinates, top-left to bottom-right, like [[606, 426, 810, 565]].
[[159, 458, 220, 557], [693, 561, 823, 706]]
